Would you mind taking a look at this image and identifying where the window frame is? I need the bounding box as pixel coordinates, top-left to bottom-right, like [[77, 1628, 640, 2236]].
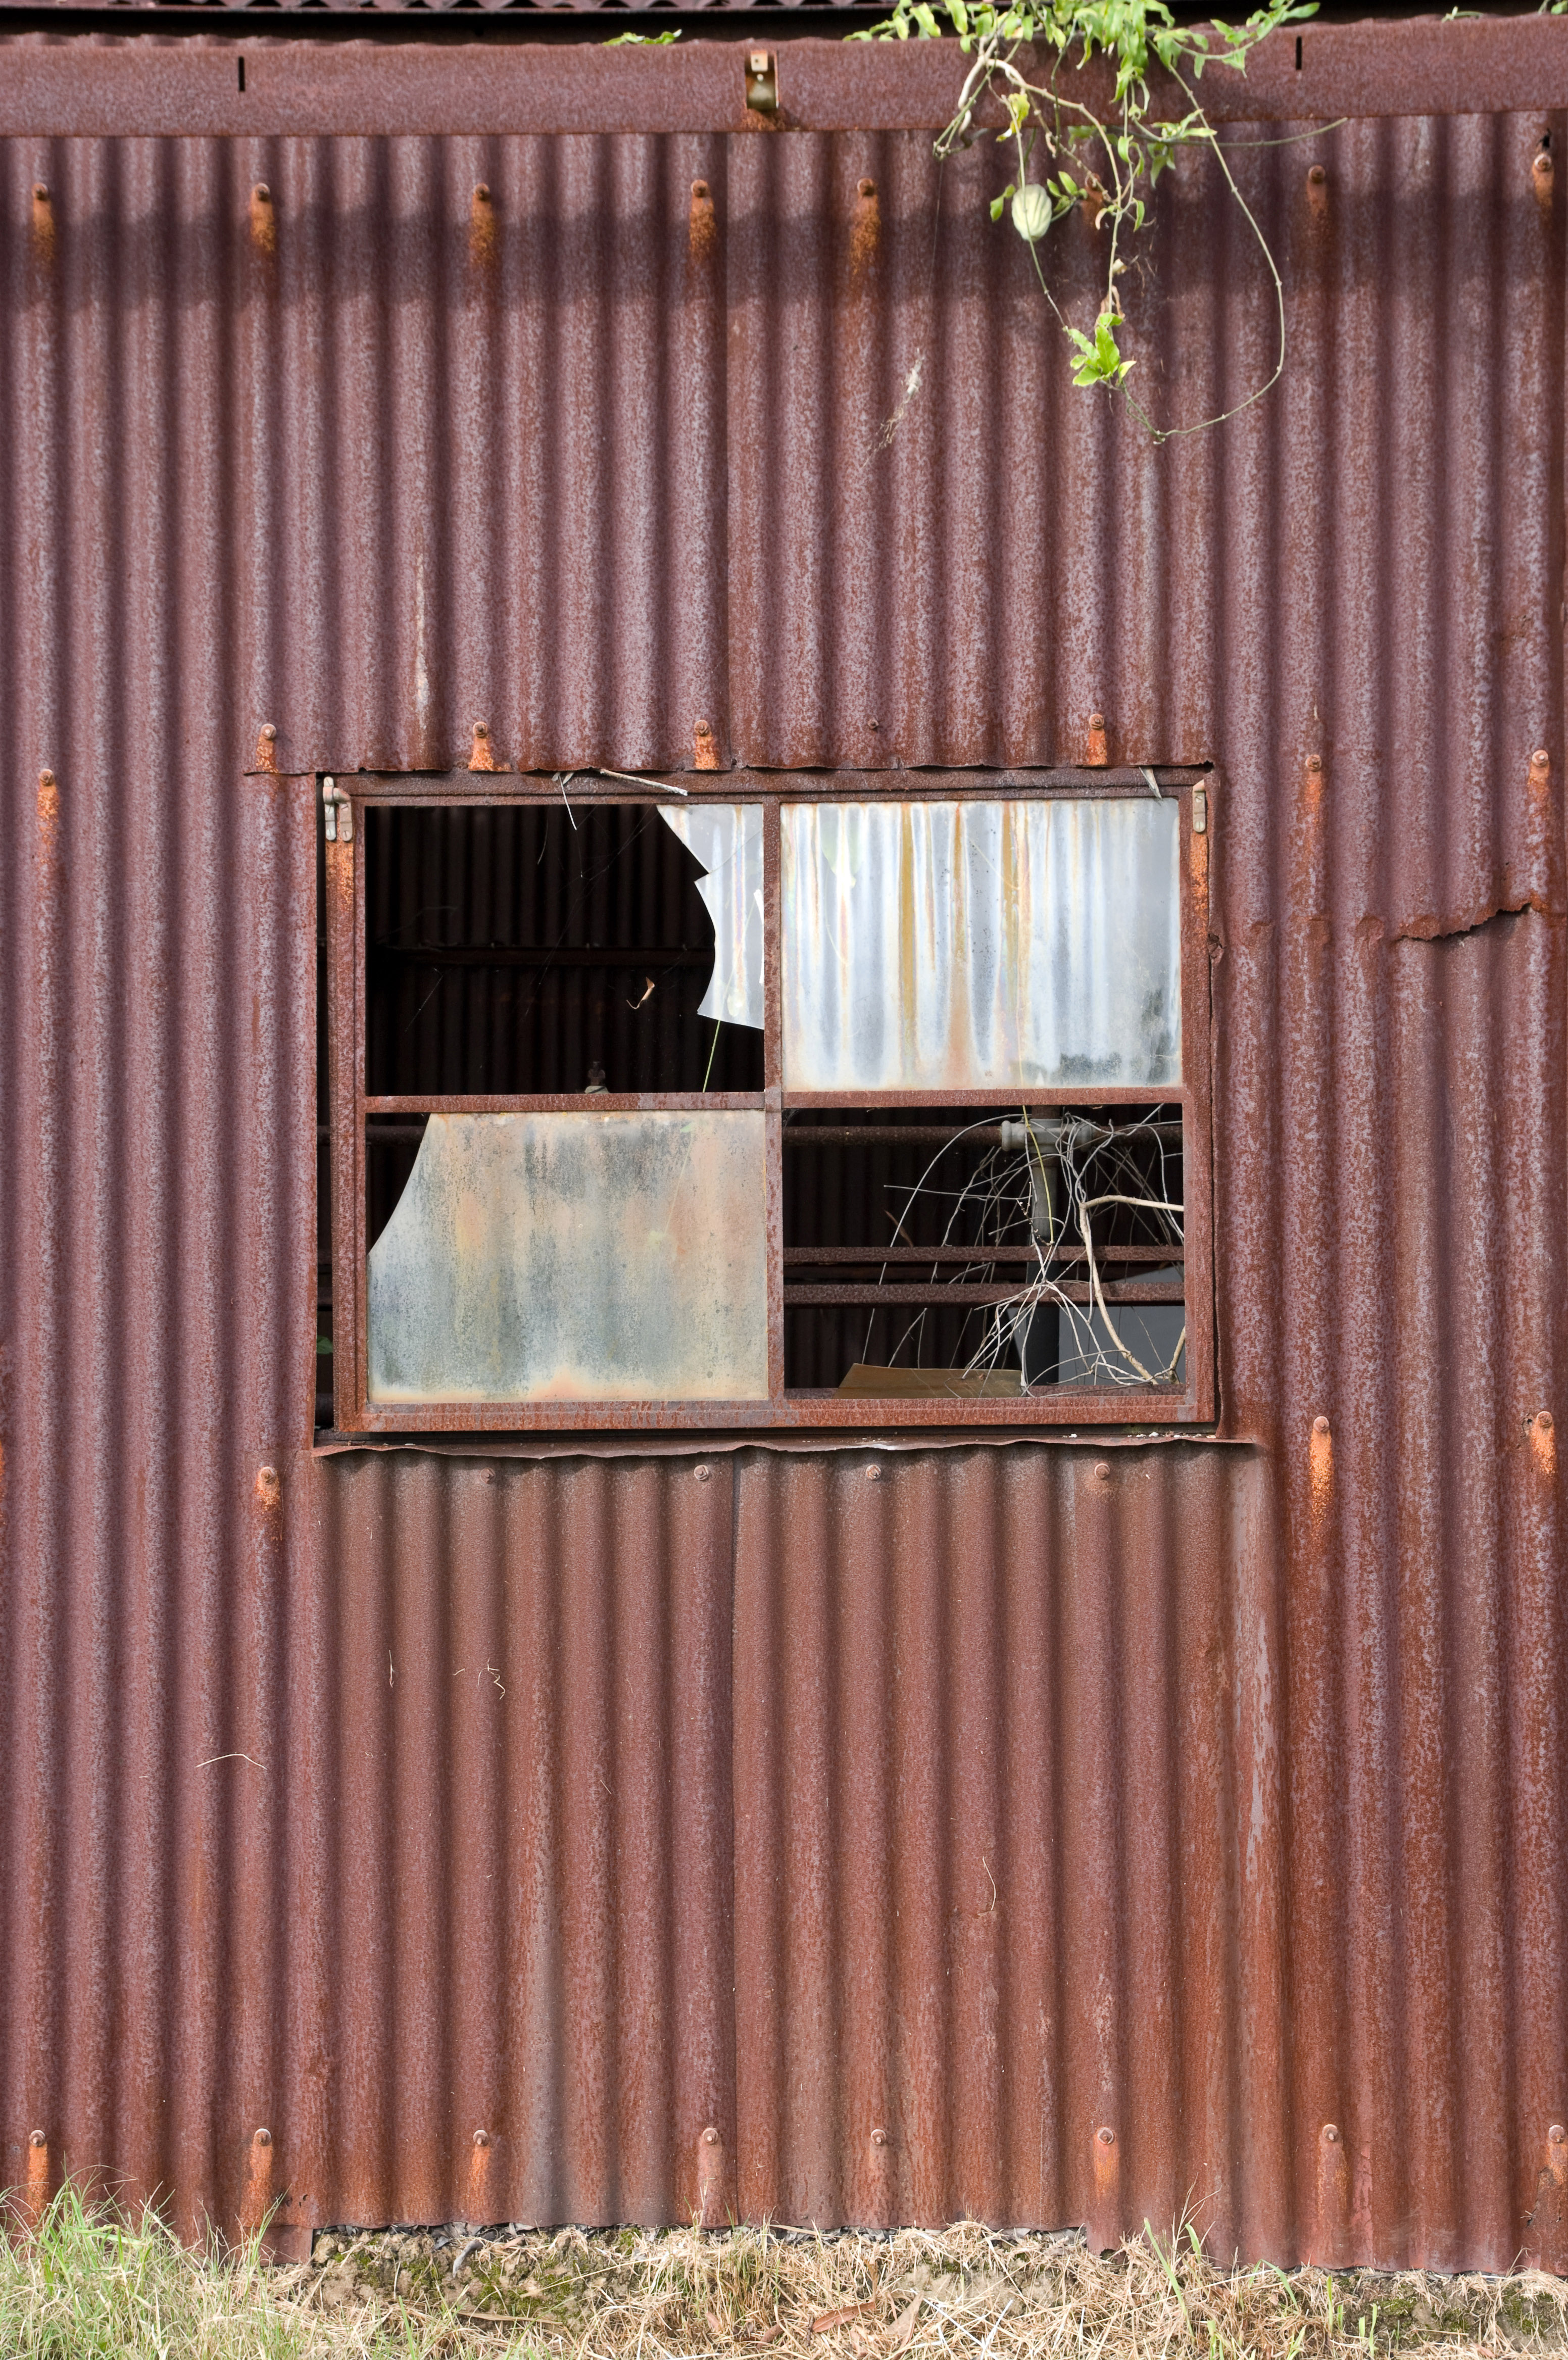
[[322, 767, 1215, 1434]]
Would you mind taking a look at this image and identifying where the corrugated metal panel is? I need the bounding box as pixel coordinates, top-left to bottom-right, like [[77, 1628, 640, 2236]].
[[1, 79, 1565, 2270]]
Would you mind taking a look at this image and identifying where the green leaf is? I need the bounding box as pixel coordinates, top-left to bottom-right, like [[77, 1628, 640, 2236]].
[[603, 25, 682, 40], [1066, 308, 1134, 386]]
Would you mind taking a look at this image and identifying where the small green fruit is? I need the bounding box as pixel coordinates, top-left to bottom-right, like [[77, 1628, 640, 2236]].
[[1011, 183, 1052, 241]]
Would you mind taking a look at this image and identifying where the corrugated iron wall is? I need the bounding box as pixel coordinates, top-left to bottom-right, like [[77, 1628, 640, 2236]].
[[1, 90, 1565, 2270]]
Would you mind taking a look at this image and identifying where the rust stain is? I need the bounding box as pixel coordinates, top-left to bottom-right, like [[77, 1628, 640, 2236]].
[[470, 182, 497, 275], [694, 718, 721, 770], [697, 2124, 727, 2228], [1310, 1415, 1333, 1544], [468, 720, 501, 773], [466, 2128, 492, 2221], [1307, 161, 1330, 219], [689, 177, 717, 267], [1527, 1410, 1556, 1478], [1525, 2125, 1568, 2274], [851, 177, 880, 285], [249, 181, 276, 259], [254, 1462, 281, 1512], [1311, 2123, 1352, 2265], [1084, 712, 1109, 768], [238, 2128, 275, 2230], [1088, 2125, 1120, 2254], [253, 721, 279, 774], [1533, 142, 1555, 215], [1302, 751, 1326, 817], [23, 2131, 50, 2230], [30, 179, 53, 269], [36, 768, 58, 863], [1529, 744, 1551, 809]]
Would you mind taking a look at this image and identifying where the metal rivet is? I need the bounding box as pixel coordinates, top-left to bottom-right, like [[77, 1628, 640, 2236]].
[[1313, 1415, 1330, 1435], [1095, 1461, 1111, 1480], [694, 1463, 711, 1482], [1097, 2126, 1115, 2146], [1533, 747, 1551, 767], [474, 182, 491, 203], [1307, 754, 1323, 772], [1307, 164, 1327, 187], [695, 717, 712, 734], [858, 177, 876, 199], [871, 2126, 889, 2148], [29, 2129, 46, 2148], [1550, 2124, 1566, 2144], [261, 722, 277, 742], [1090, 710, 1105, 729], [866, 1465, 883, 1481], [1323, 2124, 1341, 2143], [253, 182, 271, 205], [702, 2125, 721, 2145], [32, 181, 48, 204], [255, 2127, 272, 2146], [692, 179, 710, 201], [473, 2128, 489, 2148], [1539, 1412, 1555, 1432]]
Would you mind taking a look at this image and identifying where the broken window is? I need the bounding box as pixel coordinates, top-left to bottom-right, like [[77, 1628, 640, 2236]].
[[320, 775, 1213, 1433]]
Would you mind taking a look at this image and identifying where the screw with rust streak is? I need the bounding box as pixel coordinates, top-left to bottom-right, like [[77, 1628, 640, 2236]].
[[1550, 2123, 1566, 2143], [694, 717, 720, 770], [1533, 145, 1554, 209], [1097, 2126, 1115, 2146], [254, 2127, 272, 2147], [1085, 711, 1109, 767], [30, 2129, 46, 2148]]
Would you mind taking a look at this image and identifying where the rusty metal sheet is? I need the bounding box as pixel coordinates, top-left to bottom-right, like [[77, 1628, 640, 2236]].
[[9, 23, 1568, 140], [0, 77, 1564, 2274]]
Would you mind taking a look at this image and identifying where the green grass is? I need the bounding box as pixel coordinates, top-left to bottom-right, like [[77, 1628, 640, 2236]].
[[4, 2187, 1566, 2358]]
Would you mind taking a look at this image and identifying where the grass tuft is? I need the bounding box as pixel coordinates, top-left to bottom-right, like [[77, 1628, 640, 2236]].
[[3, 2188, 1566, 2357]]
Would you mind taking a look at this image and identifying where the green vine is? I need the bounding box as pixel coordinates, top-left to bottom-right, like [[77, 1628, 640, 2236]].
[[852, 0, 1319, 435]]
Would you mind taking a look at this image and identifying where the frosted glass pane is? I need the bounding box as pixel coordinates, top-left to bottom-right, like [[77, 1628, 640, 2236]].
[[368, 1112, 769, 1403], [781, 799, 1181, 1091], [656, 805, 765, 1031]]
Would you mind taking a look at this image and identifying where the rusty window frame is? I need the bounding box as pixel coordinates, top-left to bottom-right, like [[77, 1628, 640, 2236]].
[[321, 769, 1215, 1435]]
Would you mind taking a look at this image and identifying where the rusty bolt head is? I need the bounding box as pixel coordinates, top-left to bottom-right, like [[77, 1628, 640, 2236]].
[[1307, 164, 1327, 187], [1550, 2125, 1566, 2145], [1307, 754, 1324, 772], [255, 2127, 272, 2147], [29, 2130, 46, 2148], [702, 2126, 721, 2145], [473, 720, 489, 740], [1097, 2126, 1115, 2146], [253, 183, 271, 206], [1533, 748, 1550, 767], [695, 717, 713, 736], [1323, 2124, 1341, 2143], [261, 722, 277, 742], [1539, 1412, 1555, 1432], [858, 178, 877, 200], [692, 179, 710, 202], [1090, 710, 1106, 730], [871, 2127, 889, 2148], [32, 182, 48, 205], [866, 1464, 883, 1481], [694, 1463, 712, 1483], [473, 2128, 490, 2148], [39, 768, 56, 789], [1313, 1415, 1330, 1436], [1534, 151, 1553, 176], [1095, 1461, 1111, 1481], [474, 182, 492, 203]]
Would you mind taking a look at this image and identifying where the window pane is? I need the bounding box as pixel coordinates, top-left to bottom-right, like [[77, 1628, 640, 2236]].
[[368, 1111, 769, 1403], [781, 799, 1181, 1092]]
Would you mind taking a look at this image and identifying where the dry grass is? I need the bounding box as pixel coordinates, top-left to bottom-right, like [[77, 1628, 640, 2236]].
[[4, 2190, 1566, 2359]]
